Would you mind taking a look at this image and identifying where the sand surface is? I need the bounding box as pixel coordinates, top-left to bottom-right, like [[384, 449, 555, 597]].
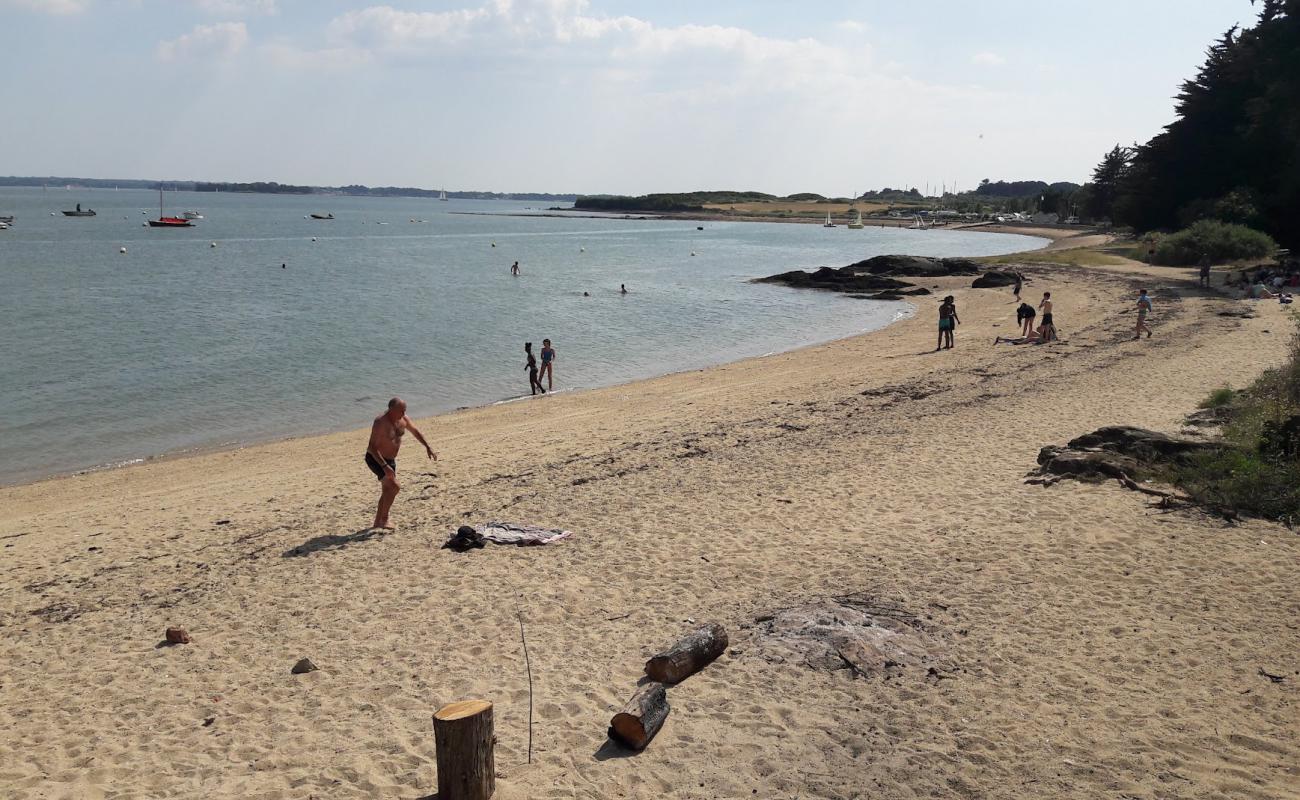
[[2, 258, 1297, 799]]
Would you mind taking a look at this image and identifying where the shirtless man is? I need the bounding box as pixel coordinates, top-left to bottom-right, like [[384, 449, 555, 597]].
[[1039, 291, 1056, 341], [365, 397, 436, 530]]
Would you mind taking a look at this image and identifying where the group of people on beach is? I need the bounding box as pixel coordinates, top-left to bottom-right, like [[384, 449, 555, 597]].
[[1235, 264, 1297, 303], [940, 272, 1062, 348]]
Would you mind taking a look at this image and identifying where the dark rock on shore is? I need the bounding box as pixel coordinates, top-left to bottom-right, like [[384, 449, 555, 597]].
[[971, 270, 1021, 288], [847, 255, 982, 277], [1032, 426, 1226, 484], [756, 254, 981, 299]]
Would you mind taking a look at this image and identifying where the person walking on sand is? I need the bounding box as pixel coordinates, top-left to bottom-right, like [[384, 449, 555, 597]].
[[1198, 254, 1211, 288], [1016, 300, 1037, 337], [1134, 289, 1153, 340], [936, 296, 959, 351], [539, 338, 556, 390], [1012, 272, 1023, 301], [365, 397, 436, 530], [511, 260, 520, 276], [1039, 291, 1056, 341], [525, 342, 546, 395]]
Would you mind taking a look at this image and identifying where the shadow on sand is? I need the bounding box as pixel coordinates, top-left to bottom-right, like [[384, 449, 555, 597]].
[[593, 736, 641, 761], [282, 527, 391, 558]]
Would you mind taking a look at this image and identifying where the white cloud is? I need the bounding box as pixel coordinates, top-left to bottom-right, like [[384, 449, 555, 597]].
[[1, 0, 90, 14], [193, 0, 277, 16], [157, 22, 249, 62], [972, 51, 1005, 66], [835, 20, 866, 34], [326, 5, 492, 49]]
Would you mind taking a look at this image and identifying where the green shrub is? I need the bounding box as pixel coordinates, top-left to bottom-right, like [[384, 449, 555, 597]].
[[1199, 386, 1234, 408], [1151, 220, 1277, 266]]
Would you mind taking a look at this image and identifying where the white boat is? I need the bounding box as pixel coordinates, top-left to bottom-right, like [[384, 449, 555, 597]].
[[847, 209, 864, 229], [439, 189, 449, 201], [908, 214, 929, 230], [182, 210, 204, 220], [823, 212, 836, 228]]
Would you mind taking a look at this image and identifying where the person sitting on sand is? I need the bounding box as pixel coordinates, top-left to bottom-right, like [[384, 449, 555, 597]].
[[1249, 282, 1277, 300], [539, 338, 556, 391], [936, 296, 959, 351], [1039, 292, 1056, 341], [1016, 301, 1036, 337], [525, 342, 546, 395], [365, 397, 436, 530], [1134, 289, 1153, 340]]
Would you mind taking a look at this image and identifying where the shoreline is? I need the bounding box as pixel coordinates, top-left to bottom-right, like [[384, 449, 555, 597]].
[[2, 225, 1054, 490], [4, 255, 1296, 798]]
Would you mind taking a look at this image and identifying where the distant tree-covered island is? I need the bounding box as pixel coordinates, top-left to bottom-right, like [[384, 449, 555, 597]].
[[0, 175, 577, 203]]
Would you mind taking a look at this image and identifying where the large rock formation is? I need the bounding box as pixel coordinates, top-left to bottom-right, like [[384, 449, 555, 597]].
[[756, 255, 980, 299]]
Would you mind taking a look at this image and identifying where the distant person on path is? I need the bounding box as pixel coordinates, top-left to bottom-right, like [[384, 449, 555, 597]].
[[539, 338, 556, 390], [1039, 292, 1056, 341], [1016, 301, 1037, 337], [365, 397, 436, 530], [526, 342, 546, 395], [1198, 254, 1211, 287], [1134, 289, 1153, 340], [511, 260, 520, 276], [936, 296, 960, 351]]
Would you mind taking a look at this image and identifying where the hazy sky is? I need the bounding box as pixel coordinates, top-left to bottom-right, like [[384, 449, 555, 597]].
[[0, 0, 1257, 194]]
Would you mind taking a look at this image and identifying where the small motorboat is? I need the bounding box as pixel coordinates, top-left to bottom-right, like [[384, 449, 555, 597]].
[[182, 210, 204, 220], [0, 215, 13, 223], [62, 204, 96, 217], [310, 212, 334, 220], [0, 222, 9, 230]]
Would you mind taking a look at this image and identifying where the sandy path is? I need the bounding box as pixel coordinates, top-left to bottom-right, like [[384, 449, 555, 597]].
[[1, 263, 1297, 799]]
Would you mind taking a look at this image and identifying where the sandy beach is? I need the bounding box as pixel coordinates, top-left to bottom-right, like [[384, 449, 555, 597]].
[[2, 250, 1298, 799]]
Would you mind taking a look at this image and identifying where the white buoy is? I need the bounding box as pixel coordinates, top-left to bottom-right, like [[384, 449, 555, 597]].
[[210, 242, 217, 248], [119, 246, 127, 254], [303, 215, 309, 219], [311, 237, 317, 242], [491, 242, 496, 247], [691, 251, 696, 256], [50, 212, 56, 216], [580, 247, 585, 252]]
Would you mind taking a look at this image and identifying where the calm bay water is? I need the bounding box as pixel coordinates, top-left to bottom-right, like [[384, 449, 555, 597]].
[[0, 187, 1043, 485]]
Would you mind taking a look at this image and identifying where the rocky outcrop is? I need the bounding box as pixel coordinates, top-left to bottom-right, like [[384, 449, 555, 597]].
[[971, 270, 1021, 288], [756, 255, 979, 299], [1031, 426, 1225, 484]]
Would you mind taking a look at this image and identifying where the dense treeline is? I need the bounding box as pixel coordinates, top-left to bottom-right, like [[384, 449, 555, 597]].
[[1098, 0, 1299, 249], [972, 180, 1081, 198], [0, 175, 576, 202]]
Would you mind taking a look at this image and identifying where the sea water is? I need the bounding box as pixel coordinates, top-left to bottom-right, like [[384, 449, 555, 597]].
[[0, 187, 1043, 484]]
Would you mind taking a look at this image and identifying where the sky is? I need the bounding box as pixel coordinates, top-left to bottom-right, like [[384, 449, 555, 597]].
[[0, 0, 1260, 195]]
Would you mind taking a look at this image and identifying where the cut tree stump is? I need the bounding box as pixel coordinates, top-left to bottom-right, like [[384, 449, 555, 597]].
[[609, 681, 669, 750], [433, 699, 495, 800], [645, 622, 728, 684]]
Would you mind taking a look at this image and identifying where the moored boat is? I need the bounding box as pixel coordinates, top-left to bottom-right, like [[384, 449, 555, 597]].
[[62, 204, 96, 217], [182, 210, 204, 220], [0, 215, 13, 223], [148, 187, 193, 227], [310, 212, 334, 220]]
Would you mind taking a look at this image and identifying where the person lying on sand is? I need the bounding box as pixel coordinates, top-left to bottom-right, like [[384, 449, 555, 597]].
[[365, 397, 436, 530], [994, 327, 1047, 345]]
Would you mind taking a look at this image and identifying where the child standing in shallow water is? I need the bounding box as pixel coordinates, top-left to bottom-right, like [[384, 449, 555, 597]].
[[525, 342, 546, 395], [539, 338, 556, 391]]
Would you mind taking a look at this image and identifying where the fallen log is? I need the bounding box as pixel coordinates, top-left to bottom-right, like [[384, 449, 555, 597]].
[[645, 622, 728, 684], [433, 699, 495, 800], [609, 682, 669, 750]]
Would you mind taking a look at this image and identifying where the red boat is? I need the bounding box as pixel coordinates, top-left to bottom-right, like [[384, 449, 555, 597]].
[[148, 186, 193, 227]]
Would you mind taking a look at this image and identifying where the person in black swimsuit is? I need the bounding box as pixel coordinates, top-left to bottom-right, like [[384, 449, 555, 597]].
[[539, 338, 556, 390], [1016, 301, 1036, 336], [525, 342, 546, 395]]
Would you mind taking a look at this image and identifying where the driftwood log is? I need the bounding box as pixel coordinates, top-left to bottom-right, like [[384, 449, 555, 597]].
[[609, 682, 669, 750], [433, 700, 495, 800], [645, 622, 728, 684]]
